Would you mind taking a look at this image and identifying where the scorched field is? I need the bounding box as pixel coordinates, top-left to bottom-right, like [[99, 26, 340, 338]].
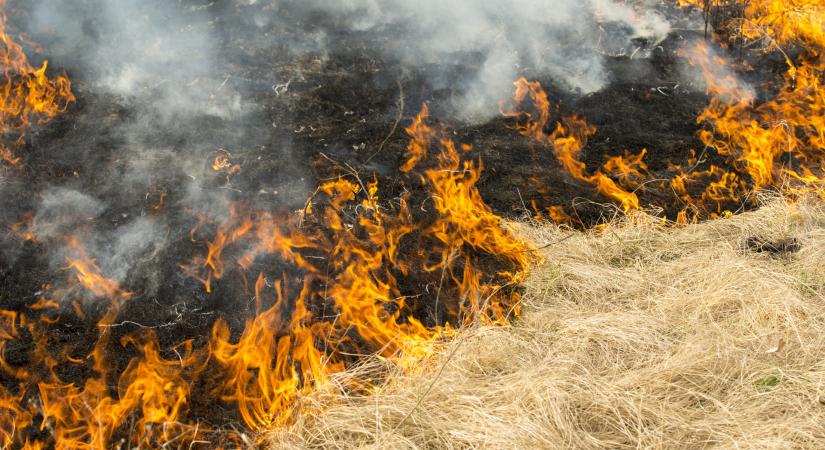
[[0, 0, 824, 448]]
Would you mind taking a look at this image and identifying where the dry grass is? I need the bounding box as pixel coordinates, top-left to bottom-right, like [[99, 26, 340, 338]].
[[268, 196, 825, 449]]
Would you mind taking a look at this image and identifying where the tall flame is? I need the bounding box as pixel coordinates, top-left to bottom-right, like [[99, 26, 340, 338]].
[[1, 101, 532, 447]]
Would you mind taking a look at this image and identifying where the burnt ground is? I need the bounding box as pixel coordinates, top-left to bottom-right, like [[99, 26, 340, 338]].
[[0, 0, 782, 444]]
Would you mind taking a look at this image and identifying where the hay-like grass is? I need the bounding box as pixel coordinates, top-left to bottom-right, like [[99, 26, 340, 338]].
[[268, 196, 825, 449]]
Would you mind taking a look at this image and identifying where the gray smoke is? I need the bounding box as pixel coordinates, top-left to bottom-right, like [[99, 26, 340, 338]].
[[10, 0, 676, 293], [26, 188, 168, 296], [32, 188, 104, 241], [26, 0, 674, 129], [262, 0, 671, 121], [29, 0, 243, 120]]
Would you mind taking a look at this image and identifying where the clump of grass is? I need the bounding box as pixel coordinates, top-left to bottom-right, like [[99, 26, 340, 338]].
[[268, 195, 825, 449]]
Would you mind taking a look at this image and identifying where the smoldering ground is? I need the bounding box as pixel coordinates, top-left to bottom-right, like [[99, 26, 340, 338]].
[[0, 0, 724, 438], [0, 0, 685, 295]]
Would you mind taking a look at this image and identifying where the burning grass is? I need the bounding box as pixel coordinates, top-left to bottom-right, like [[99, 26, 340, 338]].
[[0, 0, 74, 166], [2, 0, 825, 447], [0, 106, 533, 447], [269, 194, 825, 448]]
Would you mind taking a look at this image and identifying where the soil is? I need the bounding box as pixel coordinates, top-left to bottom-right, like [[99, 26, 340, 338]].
[[0, 0, 782, 444]]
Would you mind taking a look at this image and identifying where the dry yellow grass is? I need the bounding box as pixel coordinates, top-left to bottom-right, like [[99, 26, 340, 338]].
[[268, 196, 825, 449]]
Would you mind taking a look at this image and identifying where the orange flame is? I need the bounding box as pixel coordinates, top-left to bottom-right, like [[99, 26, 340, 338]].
[[177, 104, 533, 435], [0, 0, 74, 165], [64, 237, 132, 300], [1, 98, 532, 447], [505, 77, 641, 212]]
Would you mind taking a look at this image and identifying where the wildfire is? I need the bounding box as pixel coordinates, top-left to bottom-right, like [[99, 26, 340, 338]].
[[672, 1, 825, 212], [0, 0, 74, 166], [4, 0, 825, 448], [1, 98, 532, 447], [180, 110, 532, 434], [505, 0, 825, 220]]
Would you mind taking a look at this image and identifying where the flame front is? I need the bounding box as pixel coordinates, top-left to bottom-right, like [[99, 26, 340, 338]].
[[4, 0, 825, 448], [1, 98, 532, 447]]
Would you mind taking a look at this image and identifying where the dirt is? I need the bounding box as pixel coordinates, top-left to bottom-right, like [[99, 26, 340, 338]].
[[0, 0, 783, 443]]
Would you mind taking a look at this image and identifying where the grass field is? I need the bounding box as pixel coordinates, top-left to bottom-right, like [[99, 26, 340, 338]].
[[269, 196, 825, 449]]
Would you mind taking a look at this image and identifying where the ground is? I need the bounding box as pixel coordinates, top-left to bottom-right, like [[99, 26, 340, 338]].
[[0, 1, 808, 444], [269, 196, 825, 449]]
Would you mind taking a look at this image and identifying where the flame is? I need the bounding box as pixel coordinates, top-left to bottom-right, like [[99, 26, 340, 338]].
[[212, 148, 241, 174], [603, 149, 648, 190], [179, 104, 532, 435], [11, 0, 825, 446], [401, 103, 436, 172], [9, 211, 36, 241], [185, 112, 533, 432], [678, 0, 825, 51], [36, 333, 199, 449], [505, 77, 641, 212], [2, 100, 532, 447], [209, 275, 339, 428], [676, 12, 825, 208], [0, 0, 74, 165], [64, 237, 132, 301], [508, 0, 825, 219]]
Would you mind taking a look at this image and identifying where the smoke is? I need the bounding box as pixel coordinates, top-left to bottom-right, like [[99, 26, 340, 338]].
[[28, 0, 243, 120], [678, 39, 756, 102], [30, 0, 672, 122], [22, 188, 167, 297], [15, 0, 250, 289], [7, 0, 676, 292], [22, 0, 676, 160], [265, 0, 672, 121], [29, 188, 103, 241], [99, 216, 168, 287]]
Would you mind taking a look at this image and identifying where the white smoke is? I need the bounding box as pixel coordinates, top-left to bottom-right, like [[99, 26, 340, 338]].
[[272, 0, 671, 121], [8, 0, 677, 291], [29, 0, 243, 120]]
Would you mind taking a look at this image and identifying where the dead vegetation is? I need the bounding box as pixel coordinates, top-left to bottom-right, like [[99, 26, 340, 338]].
[[268, 195, 825, 449]]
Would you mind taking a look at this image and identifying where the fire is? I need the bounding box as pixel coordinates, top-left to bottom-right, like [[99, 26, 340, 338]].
[[182, 114, 532, 434], [505, 0, 825, 220], [1, 99, 532, 447], [64, 238, 133, 301], [212, 148, 241, 174], [6, 0, 825, 447], [671, 2, 825, 212], [678, 0, 825, 50], [504, 77, 641, 213], [209, 275, 338, 428], [0, 237, 200, 448], [603, 149, 648, 190], [0, 0, 74, 165], [36, 333, 198, 449]]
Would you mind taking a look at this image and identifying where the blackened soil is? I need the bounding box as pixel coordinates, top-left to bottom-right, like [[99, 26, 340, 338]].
[[0, 0, 781, 443]]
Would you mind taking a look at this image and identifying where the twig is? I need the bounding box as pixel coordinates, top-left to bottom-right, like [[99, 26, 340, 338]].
[[534, 233, 576, 250], [383, 331, 469, 439], [433, 247, 459, 325], [363, 80, 405, 165]]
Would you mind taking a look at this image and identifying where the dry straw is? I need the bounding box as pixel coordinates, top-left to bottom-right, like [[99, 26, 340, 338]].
[[268, 195, 825, 449]]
